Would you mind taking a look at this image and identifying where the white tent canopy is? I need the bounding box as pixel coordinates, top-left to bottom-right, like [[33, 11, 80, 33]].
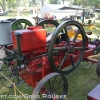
[[37, 4, 70, 19], [37, 4, 82, 19], [37, 4, 64, 13]]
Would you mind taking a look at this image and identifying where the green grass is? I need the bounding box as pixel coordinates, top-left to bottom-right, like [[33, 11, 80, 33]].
[[0, 62, 100, 100], [0, 80, 33, 100], [7, 11, 31, 17], [83, 23, 100, 35], [66, 62, 100, 100]]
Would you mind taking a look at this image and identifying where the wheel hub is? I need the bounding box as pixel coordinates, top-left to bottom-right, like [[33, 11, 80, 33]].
[[68, 45, 75, 53]]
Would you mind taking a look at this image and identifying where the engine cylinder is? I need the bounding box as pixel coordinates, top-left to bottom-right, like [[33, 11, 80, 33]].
[[0, 20, 12, 45]]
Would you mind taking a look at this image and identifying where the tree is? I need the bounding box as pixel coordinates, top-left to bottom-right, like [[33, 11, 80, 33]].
[[49, 0, 60, 4], [91, 0, 100, 8], [62, 0, 73, 5], [62, 0, 65, 4], [29, 0, 39, 7], [0, 0, 6, 13], [73, 0, 100, 8], [40, 0, 44, 7], [73, 0, 82, 5], [7, 0, 16, 9]]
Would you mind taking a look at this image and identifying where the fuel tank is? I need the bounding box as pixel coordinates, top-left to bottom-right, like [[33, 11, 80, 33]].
[[12, 26, 46, 52]]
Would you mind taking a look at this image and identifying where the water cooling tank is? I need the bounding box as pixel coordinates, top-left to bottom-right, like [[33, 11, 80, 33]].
[[0, 20, 12, 45]]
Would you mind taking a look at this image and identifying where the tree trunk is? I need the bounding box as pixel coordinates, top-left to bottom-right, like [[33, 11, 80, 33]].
[[83, 0, 88, 7], [0, 0, 6, 13], [62, 0, 65, 5], [32, 0, 36, 16], [41, 0, 44, 7], [16, 0, 20, 16]]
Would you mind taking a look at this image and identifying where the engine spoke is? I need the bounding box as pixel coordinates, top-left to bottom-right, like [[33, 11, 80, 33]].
[[31, 72, 68, 100], [59, 52, 68, 69], [64, 27, 70, 45], [70, 56, 74, 66], [72, 31, 79, 42], [75, 47, 83, 50], [54, 47, 67, 51]]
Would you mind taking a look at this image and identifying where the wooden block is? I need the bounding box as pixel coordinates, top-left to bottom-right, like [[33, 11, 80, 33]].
[[87, 84, 100, 100]]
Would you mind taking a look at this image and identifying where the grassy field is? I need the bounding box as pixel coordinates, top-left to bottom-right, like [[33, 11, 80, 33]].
[[66, 63, 100, 100], [83, 23, 100, 35], [0, 13, 100, 100], [0, 62, 100, 100]]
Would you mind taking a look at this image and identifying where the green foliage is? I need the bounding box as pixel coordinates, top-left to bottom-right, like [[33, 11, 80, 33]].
[[73, 0, 82, 5], [73, 0, 100, 8], [61, 0, 73, 5], [29, 0, 37, 7], [7, 0, 16, 9], [0, 0, 100, 13], [49, 0, 60, 4], [29, 0, 44, 7]]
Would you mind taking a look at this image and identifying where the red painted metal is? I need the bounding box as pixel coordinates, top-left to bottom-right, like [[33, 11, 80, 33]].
[[19, 56, 53, 88], [42, 56, 46, 78], [18, 40, 95, 88], [12, 26, 46, 53], [87, 84, 100, 100], [10, 26, 97, 88]]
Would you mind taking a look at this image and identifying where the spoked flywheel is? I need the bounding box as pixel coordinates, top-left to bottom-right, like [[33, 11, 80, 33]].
[[38, 20, 59, 39], [11, 19, 33, 30], [31, 72, 68, 100], [38, 20, 59, 28], [48, 20, 86, 75], [0, 63, 24, 88]]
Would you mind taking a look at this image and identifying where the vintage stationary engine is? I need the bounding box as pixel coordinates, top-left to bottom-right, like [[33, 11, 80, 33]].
[[0, 19, 97, 100]]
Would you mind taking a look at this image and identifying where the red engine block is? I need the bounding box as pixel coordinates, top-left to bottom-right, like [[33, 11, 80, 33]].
[[11, 26, 95, 88]]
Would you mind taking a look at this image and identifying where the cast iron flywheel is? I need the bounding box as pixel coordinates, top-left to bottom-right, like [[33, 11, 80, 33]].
[[11, 19, 33, 30], [48, 20, 86, 75], [38, 20, 59, 37], [31, 72, 68, 100], [38, 19, 59, 28]]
